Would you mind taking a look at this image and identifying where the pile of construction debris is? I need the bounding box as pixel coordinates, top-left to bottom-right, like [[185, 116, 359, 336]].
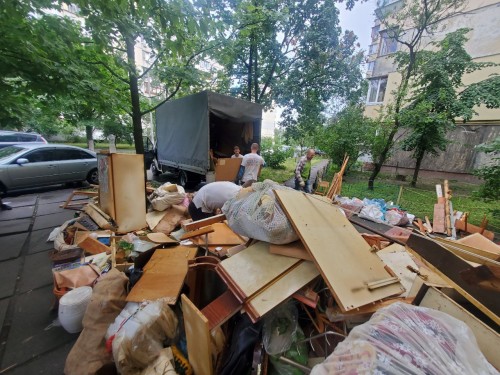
[[47, 154, 499, 375]]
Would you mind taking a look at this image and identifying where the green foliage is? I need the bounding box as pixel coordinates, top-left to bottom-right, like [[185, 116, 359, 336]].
[[474, 137, 500, 204], [367, 0, 469, 188], [260, 137, 292, 169], [399, 29, 499, 186], [317, 105, 374, 168], [212, 0, 364, 146]]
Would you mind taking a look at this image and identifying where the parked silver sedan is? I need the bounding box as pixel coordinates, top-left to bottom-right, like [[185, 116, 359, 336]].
[[0, 144, 98, 193]]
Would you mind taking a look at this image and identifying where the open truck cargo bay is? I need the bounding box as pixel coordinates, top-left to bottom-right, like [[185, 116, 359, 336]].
[[154, 91, 263, 183]]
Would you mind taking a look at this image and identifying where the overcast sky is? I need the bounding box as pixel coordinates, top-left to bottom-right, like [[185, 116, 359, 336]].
[[338, 0, 377, 53]]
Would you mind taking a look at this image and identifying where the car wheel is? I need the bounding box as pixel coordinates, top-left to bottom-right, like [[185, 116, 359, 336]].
[[150, 162, 160, 176], [87, 168, 99, 185], [178, 170, 188, 187]]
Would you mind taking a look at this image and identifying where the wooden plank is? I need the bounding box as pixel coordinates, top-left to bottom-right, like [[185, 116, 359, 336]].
[[406, 234, 500, 325], [215, 157, 242, 181], [433, 237, 500, 264], [269, 241, 313, 260], [382, 227, 413, 244], [245, 261, 320, 322], [127, 247, 196, 303], [455, 220, 495, 241], [444, 180, 452, 236], [432, 203, 446, 233], [83, 205, 114, 230], [192, 222, 245, 246], [275, 190, 405, 312], [181, 226, 214, 240], [182, 214, 226, 232], [419, 286, 500, 370], [217, 241, 301, 302], [77, 236, 110, 255], [181, 294, 213, 375], [458, 233, 500, 255], [377, 244, 418, 298], [201, 290, 242, 331]]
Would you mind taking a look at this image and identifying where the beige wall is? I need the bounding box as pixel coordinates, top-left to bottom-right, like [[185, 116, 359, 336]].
[[365, 1, 500, 124]]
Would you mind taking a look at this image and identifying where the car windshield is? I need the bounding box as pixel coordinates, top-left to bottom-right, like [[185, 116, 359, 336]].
[[0, 146, 27, 161]]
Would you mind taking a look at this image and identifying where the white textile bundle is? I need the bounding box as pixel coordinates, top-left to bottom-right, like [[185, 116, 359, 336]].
[[222, 179, 298, 245]]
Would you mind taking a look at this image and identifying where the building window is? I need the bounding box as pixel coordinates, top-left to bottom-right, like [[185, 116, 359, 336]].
[[367, 77, 387, 104], [366, 61, 375, 75], [368, 43, 379, 55], [371, 25, 380, 41], [379, 30, 398, 55]]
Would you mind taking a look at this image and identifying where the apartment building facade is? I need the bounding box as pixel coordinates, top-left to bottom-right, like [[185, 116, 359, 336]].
[[364, 0, 500, 180]]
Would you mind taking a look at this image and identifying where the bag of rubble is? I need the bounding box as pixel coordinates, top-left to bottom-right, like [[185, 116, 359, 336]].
[[149, 182, 186, 211], [311, 302, 498, 375], [222, 179, 299, 245], [106, 299, 178, 375]]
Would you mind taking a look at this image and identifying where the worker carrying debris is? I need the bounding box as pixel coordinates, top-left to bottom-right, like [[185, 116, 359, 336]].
[[188, 181, 242, 221], [294, 148, 315, 193], [238, 142, 265, 187]]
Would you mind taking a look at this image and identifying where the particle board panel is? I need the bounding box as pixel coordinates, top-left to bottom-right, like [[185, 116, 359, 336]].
[[377, 244, 418, 298], [201, 290, 242, 331], [457, 233, 500, 255], [126, 246, 196, 303], [181, 294, 213, 375], [406, 234, 500, 325], [217, 241, 301, 302], [433, 237, 500, 264], [419, 286, 500, 370], [455, 220, 495, 241], [432, 203, 446, 233], [215, 158, 242, 181], [245, 261, 320, 322], [192, 222, 245, 246], [274, 190, 405, 312], [269, 241, 313, 261], [182, 214, 226, 231]]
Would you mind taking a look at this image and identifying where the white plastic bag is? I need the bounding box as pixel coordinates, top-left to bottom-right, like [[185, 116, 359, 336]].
[[149, 183, 186, 211], [311, 302, 498, 375], [222, 180, 298, 244]]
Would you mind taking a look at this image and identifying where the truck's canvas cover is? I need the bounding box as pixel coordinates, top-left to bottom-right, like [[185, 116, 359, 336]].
[[155, 91, 262, 174]]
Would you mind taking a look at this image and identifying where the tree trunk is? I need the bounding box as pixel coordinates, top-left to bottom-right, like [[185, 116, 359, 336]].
[[125, 36, 144, 155], [254, 41, 258, 103], [85, 126, 93, 142], [411, 150, 425, 187], [368, 47, 416, 190], [368, 125, 399, 190], [247, 38, 253, 101]]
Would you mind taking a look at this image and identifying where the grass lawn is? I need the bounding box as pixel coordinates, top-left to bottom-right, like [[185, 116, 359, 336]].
[[339, 171, 500, 236]]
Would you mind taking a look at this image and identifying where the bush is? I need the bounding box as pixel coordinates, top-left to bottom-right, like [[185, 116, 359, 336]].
[[261, 148, 289, 169]]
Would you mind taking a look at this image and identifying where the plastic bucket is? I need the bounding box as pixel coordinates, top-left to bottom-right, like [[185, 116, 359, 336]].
[[58, 286, 93, 333]]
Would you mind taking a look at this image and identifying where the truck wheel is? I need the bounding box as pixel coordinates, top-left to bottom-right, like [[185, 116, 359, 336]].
[[150, 163, 160, 176], [178, 170, 188, 187]]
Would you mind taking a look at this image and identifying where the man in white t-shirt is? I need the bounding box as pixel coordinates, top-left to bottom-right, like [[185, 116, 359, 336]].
[[240, 143, 265, 188], [231, 146, 244, 159], [188, 181, 242, 221]]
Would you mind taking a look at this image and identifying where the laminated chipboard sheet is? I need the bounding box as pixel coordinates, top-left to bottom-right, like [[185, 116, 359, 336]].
[[274, 189, 405, 312]]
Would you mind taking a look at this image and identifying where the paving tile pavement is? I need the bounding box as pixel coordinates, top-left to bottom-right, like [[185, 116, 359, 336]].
[[0, 233, 28, 261], [32, 211, 76, 231], [0, 188, 80, 374], [0, 286, 79, 371], [27, 228, 57, 255], [0, 258, 22, 299], [0, 219, 32, 236], [18, 251, 54, 294]]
